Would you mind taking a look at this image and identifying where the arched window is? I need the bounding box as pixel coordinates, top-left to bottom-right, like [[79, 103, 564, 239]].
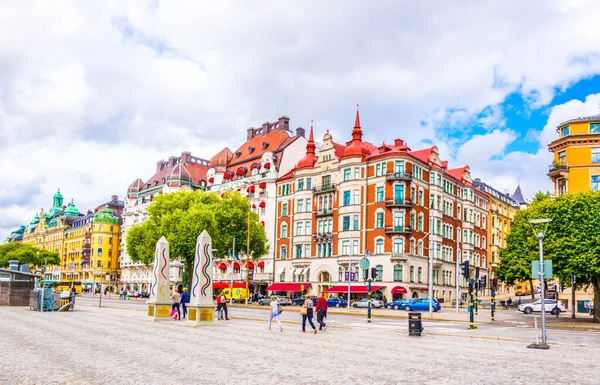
[[410, 266, 415, 282], [394, 265, 403, 282], [418, 267, 423, 283], [375, 239, 384, 254], [393, 238, 404, 254], [281, 223, 288, 239], [338, 267, 343, 282], [482, 236, 486, 248], [410, 239, 416, 255], [375, 265, 383, 282]]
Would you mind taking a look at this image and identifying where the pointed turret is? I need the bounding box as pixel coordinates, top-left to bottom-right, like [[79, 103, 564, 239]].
[[512, 183, 526, 204], [296, 121, 318, 169], [342, 104, 371, 159]]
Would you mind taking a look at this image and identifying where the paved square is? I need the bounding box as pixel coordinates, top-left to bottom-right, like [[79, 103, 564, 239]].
[[1, 306, 597, 384]]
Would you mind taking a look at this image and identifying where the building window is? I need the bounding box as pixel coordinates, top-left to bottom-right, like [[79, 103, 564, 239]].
[[592, 175, 600, 191], [280, 268, 286, 282], [280, 246, 287, 260], [342, 216, 350, 231], [375, 239, 384, 254], [375, 164, 381, 176], [281, 224, 288, 238], [295, 245, 302, 258], [418, 191, 423, 206], [353, 215, 360, 230], [418, 214, 423, 231], [296, 222, 303, 236], [558, 179, 567, 195], [353, 190, 360, 205], [342, 240, 350, 255], [394, 265, 403, 282], [343, 191, 351, 206], [418, 267, 423, 283], [393, 238, 404, 254], [591, 123, 600, 134], [410, 212, 415, 229], [593, 148, 600, 164], [375, 212, 384, 229], [298, 179, 304, 191], [354, 167, 360, 180], [410, 239, 416, 255], [376, 187, 384, 202], [410, 266, 414, 282], [353, 239, 359, 255], [282, 203, 288, 217], [375, 265, 383, 282], [297, 199, 304, 213], [344, 168, 351, 181]]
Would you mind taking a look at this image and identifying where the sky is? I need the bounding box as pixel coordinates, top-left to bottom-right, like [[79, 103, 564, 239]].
[[2, 0, 600, 239]]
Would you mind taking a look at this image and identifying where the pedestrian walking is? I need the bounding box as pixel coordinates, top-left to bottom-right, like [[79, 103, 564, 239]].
[[181, 287, 190, 319], [171, 289, 181, 320], [220, 293, 230, 320], [268, 295, 283, 332], [216, 292, 224, 320], [316, 293, 328, 331], [301, 295, 317, 334], [119, 288, 124, 299], [506, 297, 513, 310]]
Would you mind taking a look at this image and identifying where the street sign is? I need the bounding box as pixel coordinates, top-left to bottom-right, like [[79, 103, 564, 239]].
[[532, 260, 553, 279], [344, 272, 356, 282], [571, 275, 576, 284], [359, 258, 370, 270]]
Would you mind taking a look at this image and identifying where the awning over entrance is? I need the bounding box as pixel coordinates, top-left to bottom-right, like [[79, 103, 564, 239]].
[[213, 282, 246, 289], [267, 283, 310, 292], [42, 281, 57, 285], [391, 286, 408, 294], [323, 285, 385, 294], [410, 286, 429, 291]]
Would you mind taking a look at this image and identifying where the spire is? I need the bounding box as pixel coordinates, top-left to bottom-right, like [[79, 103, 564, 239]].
[[354, 104, 361, 129], [512, 183, 525, 204], [296, 120, 318, 169], [306, 121, 316, 154], [352, 104, 362, 140]]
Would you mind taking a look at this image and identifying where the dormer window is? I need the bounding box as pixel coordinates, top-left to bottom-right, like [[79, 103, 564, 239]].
[[248, 146, 255, 154], [236, 151, 242, 158], [154, 181, 159, 186], [162, 177, 166, 183], [262, 142, 269, 150]]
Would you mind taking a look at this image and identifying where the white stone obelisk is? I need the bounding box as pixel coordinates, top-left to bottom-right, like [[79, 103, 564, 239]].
[[187, 230, 215, 326], [147, 236, 172, 321]]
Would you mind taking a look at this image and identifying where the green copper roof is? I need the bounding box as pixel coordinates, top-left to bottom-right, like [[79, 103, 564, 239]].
[[29, 213, 40, 225], [94, 206, 119, 225], [64, 199, 79, 216]]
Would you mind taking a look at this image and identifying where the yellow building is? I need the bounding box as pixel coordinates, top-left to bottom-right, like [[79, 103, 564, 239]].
[[89, 206, 121, 291], [548, 114, 600, 195]]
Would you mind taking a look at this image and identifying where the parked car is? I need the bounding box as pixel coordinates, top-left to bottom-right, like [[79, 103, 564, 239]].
[[385, 299, 411, 310], [291, 296, 318, 306], [402, 298, 441, 312], [518, 299, 565, 315], [258, 295, 291, 306], [352, 298, 383, 308], [327, 298, 348, 308]]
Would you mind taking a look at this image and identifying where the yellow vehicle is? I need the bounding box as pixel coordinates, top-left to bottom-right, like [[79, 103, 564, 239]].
[[514, 282, 531, 296], [55, 281, 83, 294], [220, 287, 249, 303]]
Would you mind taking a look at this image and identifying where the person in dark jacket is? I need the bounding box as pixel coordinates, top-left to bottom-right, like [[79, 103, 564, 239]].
[[316, 293, 328, 331], [181, 287, 190, 319]]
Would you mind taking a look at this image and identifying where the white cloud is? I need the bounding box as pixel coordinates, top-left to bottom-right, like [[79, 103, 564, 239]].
[[3, 1, 600, 237]]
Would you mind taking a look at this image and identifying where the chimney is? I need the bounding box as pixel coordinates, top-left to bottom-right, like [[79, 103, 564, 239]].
[[19, 264, 30, 273], [475, 178, 481, 183], [247, 127, 255, 141], [8, 260, 19, 271], [278, 115, 290, 130], [394, 139, 404, 147], [156, 161, 163, 173], [296, 127, 306, 138], [168, 156, 177, 167], [111, 195, 118, 201], [181, 151, 192, 164]]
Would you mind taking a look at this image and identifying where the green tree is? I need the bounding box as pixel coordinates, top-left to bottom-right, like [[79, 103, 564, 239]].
[[499, 191, 600, 322], [0, 243, 60, 269], [126, 190, 269, 289]]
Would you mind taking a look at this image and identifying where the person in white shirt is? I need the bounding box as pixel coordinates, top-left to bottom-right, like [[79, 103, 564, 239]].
[[268, 296, 283, 332]]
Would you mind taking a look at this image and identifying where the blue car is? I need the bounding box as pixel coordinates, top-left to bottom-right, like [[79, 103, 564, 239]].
[[402, 298, 441, 312], [385, 299, 411, 310], [327, 298, 348, 308]]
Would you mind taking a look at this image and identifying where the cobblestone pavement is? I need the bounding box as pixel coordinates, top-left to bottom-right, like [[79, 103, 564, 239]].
[[1, 306, 597, 385]]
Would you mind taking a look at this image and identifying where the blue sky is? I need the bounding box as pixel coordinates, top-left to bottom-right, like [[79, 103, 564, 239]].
[[2, 1, 600, 240]]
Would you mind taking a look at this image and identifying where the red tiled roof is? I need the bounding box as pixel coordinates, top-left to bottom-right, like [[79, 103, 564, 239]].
[[446, 166, 469, 182], [277, 170, 295, 182], [226, 130, 300, 172], [332, 141, 346, 159], [210, 148, 233, 168], [127, 178, 144, 193], [410, 146, 436, 163], [296, 126, 318, 170]]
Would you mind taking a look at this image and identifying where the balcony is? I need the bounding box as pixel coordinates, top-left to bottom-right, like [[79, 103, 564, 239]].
[[548, 162, 568, 178], [313, 232, 333, 242], [315, 208, 334, 217], [385, 198, 412, 208], [385, 226, 412, 235], [433, 259, 443, 269], [312, 184, 336, 194], [385, 172, 412, 182], [390, 252, 409, 261]]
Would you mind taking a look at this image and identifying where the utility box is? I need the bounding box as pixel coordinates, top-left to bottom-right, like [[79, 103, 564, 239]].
[[408, 312, 423, 336]]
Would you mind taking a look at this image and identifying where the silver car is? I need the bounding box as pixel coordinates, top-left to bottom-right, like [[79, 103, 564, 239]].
[[352, 298, 384, 308], [258, 295, 291, 306]]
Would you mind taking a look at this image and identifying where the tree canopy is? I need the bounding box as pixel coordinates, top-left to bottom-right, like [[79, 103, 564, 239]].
[[126, 190, 269, 287], [498, 191, 600, 321], [0, 242, 60, 269]]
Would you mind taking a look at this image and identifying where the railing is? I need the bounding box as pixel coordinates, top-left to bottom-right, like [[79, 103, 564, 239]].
[[313, 232, 333, 241], [385, 172, 413, 182], [385, 198, 412, 207], [385, 226, 412, 235], [548, 162, 568, 174], [315, 208, 334, 217], [312, 184, 336, 194], [391, 252, 409, 260]]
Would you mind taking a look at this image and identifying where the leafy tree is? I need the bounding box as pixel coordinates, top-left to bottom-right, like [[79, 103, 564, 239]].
[[0, 243, 60, 269], [499, 191, 600, 322], [126, 190, 269, 289]]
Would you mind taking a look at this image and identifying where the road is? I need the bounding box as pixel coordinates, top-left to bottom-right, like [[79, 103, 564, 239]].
[[76, 296, 600, 347]]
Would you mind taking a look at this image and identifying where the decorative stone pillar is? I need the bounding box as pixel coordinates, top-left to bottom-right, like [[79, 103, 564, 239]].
[[147, 236, 171, 321], [187, 230, 215, 326]]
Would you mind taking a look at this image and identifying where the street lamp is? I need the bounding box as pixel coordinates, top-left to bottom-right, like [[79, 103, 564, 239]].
[[528, 218, 551, 350], [416, 232, 433, 317]]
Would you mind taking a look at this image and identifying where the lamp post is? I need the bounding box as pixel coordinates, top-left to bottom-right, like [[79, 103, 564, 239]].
[[528, 218, 551, 350], [416, 232, 432, 317], [347, 234, 353, 311], [245, 212, 251, 306], [456, 228, 461, 314]]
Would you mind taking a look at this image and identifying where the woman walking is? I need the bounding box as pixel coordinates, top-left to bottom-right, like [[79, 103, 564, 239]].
[[301, 295, 317, 334], [268, 295, 283, 332], [171, 289, 181, 320]]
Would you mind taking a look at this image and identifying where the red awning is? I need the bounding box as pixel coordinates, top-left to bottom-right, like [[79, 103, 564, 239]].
[[257, 261, 265, 268], [220, 192, 226, 198], [323, 285, 385, 294], [236, 168, 245, 175], [218, 263, 227, 269], [391, 286, 408, 294], [260, 221, 265, 226], [208, 177, 214, 183], [252, 204, 256, 208], [247, 262, 254, 269], [267, 283, 310, 292], [224, 172, 232, 179], [247, 186, 255, 192], [251, 163, 260, 170], [213, 282, 246, 289], [259, 182, 267, 188], [259, 201, 266, 208], [233, 262, 240, 269], [264, 162, 271, 169], [410, 286, 429, 291]]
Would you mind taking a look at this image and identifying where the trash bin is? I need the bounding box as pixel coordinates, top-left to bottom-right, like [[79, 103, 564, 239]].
[[408, 312, 423, 336]]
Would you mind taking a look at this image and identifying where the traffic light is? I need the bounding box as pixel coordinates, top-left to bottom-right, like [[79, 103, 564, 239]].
[[475, 266, 480, 280], [491, 278, 498, 290], [370, 267, 377, 281], [461, 260, 469, 278], [468, 280, 474, 292]]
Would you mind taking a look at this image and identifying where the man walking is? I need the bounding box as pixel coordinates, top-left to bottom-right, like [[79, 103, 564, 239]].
[[181, 287, 190, 319], [316, 293, 328, 331], [220, 293, 230, 320]]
